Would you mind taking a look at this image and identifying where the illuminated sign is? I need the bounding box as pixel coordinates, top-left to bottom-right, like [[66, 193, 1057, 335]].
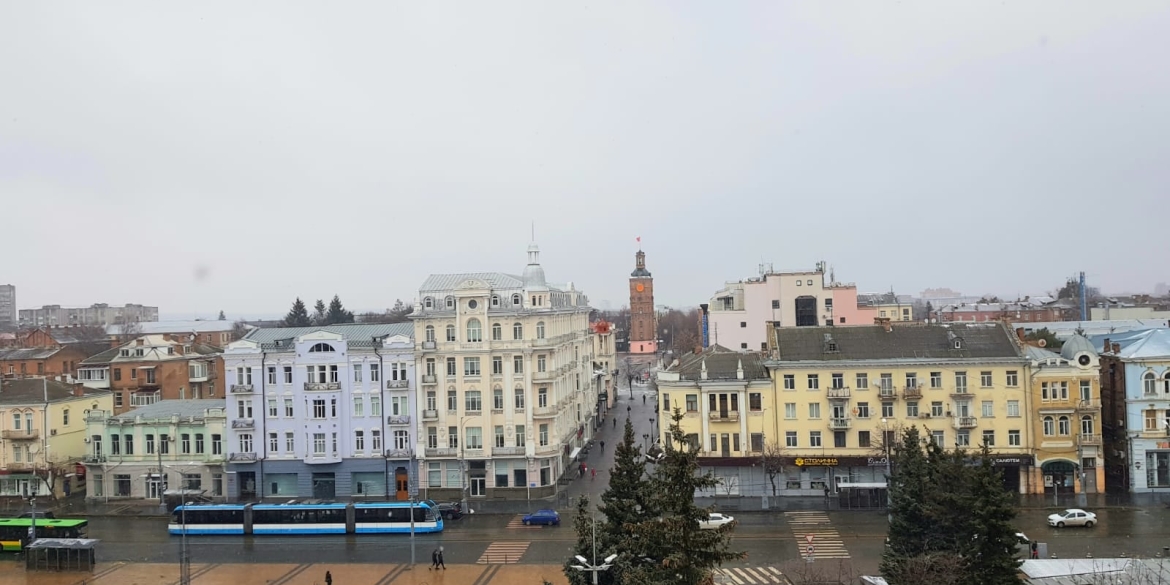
[[794, 457, 839, 467]]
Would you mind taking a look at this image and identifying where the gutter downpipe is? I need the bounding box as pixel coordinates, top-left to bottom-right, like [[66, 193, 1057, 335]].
[[373, 338, 390, 501], [259, 350, 267, 503]]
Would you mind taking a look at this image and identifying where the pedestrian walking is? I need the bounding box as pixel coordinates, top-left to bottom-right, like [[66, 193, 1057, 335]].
[[600, 440, 605, 452], [591, 468, 596, 480], [437, 547, 446, 569], [642, 394, 646, 404], [1031, 541, 1039, 559], [430, 548, 441, 570], [627, 405, 631, 414], [325, 570, 333, 585]]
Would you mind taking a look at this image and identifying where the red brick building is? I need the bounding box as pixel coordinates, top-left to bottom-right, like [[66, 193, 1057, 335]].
[[78, 334, 224, 414]]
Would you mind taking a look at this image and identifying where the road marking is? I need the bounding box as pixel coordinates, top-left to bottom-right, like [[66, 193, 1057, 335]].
[[784, 512, 850, 559], [471, 564, 503, 585], [716, 566, 785, 584], [477, 541, 530, 564], [505, 515, 546, 529]]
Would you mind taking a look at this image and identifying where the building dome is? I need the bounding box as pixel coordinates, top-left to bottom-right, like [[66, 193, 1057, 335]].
[[523, 243, 549, 290], [1060, 334, 1097, 361]]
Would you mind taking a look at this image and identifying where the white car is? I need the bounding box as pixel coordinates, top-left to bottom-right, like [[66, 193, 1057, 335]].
[[1047, 509, 1097, 528], [699, 512, 735, 530]]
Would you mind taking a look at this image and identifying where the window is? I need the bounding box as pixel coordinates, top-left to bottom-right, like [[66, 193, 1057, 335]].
[[145, 434, 155, 455], [784, 403, 796, 419], [1081, 415, 1094, 436], [980, 371, 993, 388], [238, 399, 253, 419], [834, 431, 847, 448], [1008, 430, 1020, 446], [491, 357, 503, 375], [354, 430, 365, 452], [394, 430, 408, 450], [538, 387, 548, 408], [425, 325, 435, 342], [63, 409, 72, 426], [123, 434, 134, 455], [931, 402, 944, 417], [513, 355, 524, 375], [1144, 372, 1158, 395], [369, 395, 381, 416], [539, 424, 549, 446], [466, 390, 482, 412], [267, 399, 278, 417], [537, 355, 547, 372], [906, 401, 919, 417], [368, 363, 380, 382], [536, 321, 546, 339], [428, 462, 442, 488], [514, 387, 526, 410], [446, 358, 456, 377], [353, 395, 364, 417], [1058, 416, 1070, 436], [515, 425, 526, 447], [464, 357, 481, 377], [809, 431, 822, 448], [285, 398, 294, 417], [981, 401, 994, 418], [772, 300, 780, 309], [831, 373, 844, 389], [466, 427, 482, 450], [879, 374, 893, 391], [857, 402, 870, 418], [424, 297, 434, 310], [783, 375, 795, 390], [512, 294, 522, 306], [1006, 370, 1018, 387], [930, 372, 942, 388], [1007, 400, 1020, 417], [808, 403, 821, 419], [308, 343, 334, 353], [905, 373, 918, 388], [955, 372, 967, 392], [513, 323, 523, 340], [881, 402, 894, 417], [467, 319, 483, 342], [269, 432, 279, 453], [311, 433, 326, 455], [785, 431, 798, 448], [371, 430, 382, 451], [749, 393, 762, 411], [491, 387, 504, 410], [489, 322, 503, 341], [976, 430, 994, 447], [931, 431, 945, 446], [353, 364, 363, 382], [193, 433, 204, 454], [1080, 380, 1092, 402], [239, 433, 254, 453], [444, 296, 455, 309], [494, 425, 505, 448], [1043, 416, 1055, 436], [445, 324, 456, 342], [310, 398, 325, 419], [267, 366, 277, 385], [956, 431, 970, 446], [855, 373, 868, 388], [685, 395, 698, 412], [807, 374, 819, 390]]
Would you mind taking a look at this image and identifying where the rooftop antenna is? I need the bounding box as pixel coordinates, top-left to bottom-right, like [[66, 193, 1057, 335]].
[[531, 221, 535, 242]]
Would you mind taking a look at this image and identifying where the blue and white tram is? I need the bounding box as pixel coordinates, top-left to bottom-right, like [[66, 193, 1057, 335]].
[[169, 501, 443, 536]]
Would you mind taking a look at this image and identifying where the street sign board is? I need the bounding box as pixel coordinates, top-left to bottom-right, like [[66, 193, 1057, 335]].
[[805, 534, 814, 544], [806, 545, 815, 556]]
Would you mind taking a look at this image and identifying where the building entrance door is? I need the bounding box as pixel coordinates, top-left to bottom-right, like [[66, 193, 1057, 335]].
[[395, 469, 409, 501], [312, 473, 336, 499], [470, 476, 486, 497], [146, 475, 163, 500]]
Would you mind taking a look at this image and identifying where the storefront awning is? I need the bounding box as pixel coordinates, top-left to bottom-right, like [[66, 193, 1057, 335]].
[[838, 482, 887, 489], [569, 447, 582, 460], [136, 365, 156, 370]]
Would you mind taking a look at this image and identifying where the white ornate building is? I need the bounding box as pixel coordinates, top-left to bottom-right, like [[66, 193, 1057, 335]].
[[413, 243, 599, 502]]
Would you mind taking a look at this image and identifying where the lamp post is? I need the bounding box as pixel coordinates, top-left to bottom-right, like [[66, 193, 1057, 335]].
[[881, 418, 892, 516], [459, 415, 473, 514], [569, 514, 617, 585]]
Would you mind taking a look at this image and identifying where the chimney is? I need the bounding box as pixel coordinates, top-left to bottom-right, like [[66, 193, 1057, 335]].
[[1015, 327, 1026, 341], [874, 317, 892, 332], [1112, 342, 1121, 354], [72, 383, 84, 397], [1103, 339, 1111, 354]]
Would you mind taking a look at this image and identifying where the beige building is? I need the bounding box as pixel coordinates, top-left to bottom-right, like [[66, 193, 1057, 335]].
[[1025, 336, 1104, 495], [413, 243, 598, 501], [0, 378, 113, 499]]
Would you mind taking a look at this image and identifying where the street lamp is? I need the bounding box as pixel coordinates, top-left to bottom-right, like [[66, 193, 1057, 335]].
[[459, 415, 474, 514], [569, 514, 617, 585]]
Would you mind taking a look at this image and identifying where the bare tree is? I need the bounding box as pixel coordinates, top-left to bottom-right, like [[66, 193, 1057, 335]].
[[231, 319, 250, 341], [761, 441, 786, 496], [116, 319, 142, 344]]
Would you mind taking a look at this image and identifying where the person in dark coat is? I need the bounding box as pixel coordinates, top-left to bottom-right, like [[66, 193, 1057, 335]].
[[325, 570, 333, 585], [436, 547, 446, 569], [430, 548, 440, 570]]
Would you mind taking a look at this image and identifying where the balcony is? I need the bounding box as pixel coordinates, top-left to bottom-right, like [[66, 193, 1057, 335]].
[[82, 454, 107, 464], [879, 387, 900, 400], [1078, 433, 1102, 446], [534, 405, 558, 418], [422, 409, 438, 421], [230, 384, 254, 394], [425, 448, 458, 457], [953, 416, 977, 430], [493, 446, 526, 456], [535, 443, 560, 455], [902, 386, 923, 399], [827, 387, 851, 400], [231, 419, 255, 429], [421, 341, 437, 350], [304, 382, 341, 391], [950, 387, 973, 398], [1077, 400, 1101, 411], [829, 418, 852, 430], [384, 449, 413, 459], [2, 429, 39, 440], [533, 371, 554, 382], [460, 342, 484, 351], [707, 411, 741, 423], [387, 379, 410, 389], [229, 452, 257, 462], [464, 448, 485, 459], [387, 415, 411, 425], [532, 338, 554, 348]]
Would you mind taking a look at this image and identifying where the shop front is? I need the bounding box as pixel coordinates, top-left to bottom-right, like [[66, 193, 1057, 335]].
[[986, 455, 1031, 493], [1131, 439, 1170, 492]]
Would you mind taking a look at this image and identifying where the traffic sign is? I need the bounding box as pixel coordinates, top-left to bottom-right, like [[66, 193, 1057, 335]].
[[806, 545, 815, 556], [805, 534, 814, 544]]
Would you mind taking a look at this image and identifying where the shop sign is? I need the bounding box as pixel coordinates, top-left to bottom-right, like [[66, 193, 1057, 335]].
[[793, 457, 838, 467], [1156, 442, 1170, 449], [866, 457, 889, 467], [987, 455, 1033, 467]]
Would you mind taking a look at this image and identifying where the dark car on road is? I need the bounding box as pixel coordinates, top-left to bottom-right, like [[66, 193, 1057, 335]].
[[423, 500, 464, 520], [522, 509, 560, 526]]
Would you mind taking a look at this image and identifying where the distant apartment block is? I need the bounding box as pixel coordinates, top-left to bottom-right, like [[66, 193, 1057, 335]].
[[107, 320, 251, 348], [932, 301, 1065, 324], [20, 303, 159, 328], [0, 285, 15, 329]]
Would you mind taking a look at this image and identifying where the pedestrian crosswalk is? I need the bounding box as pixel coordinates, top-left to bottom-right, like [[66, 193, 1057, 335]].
[[784, 511, 850, 559], [505, 515, 545, 529], [714, 566, 786, 584], [477, 541, 530, 564]]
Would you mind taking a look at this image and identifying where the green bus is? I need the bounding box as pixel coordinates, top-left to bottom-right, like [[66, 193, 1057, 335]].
[[0, 518, 88, 551]]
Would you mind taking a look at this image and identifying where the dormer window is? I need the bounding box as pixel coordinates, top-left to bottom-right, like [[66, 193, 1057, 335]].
[[953, 339, 963, 350], [827, 342, 838, 352], [491, 295, 500, 308], [135, 348, 145, 357], [444, 296, 455, 309], [309, 343, 335, 353], [512, 294, 522, 306], [120, 349, 130, 357], [424, 297, 434, 310], [167, 347, 175, 355]]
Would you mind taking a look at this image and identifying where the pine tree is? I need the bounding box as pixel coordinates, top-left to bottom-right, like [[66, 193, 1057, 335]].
[[326, 295, 354, 325], [959, 447, 1022, 585], [594, 418, 654, 585], [313, 299, 327, 325], [282, 298, 312, 327], [564, 495, 600, 585], [624, 409, 744, 585], [217, 310, 226, 321]]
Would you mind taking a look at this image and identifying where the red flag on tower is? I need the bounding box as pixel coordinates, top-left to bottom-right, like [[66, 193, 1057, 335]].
[[636, 237, 641, 243]]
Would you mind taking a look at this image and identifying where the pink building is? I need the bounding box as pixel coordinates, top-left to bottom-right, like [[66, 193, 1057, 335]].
[[706, 263, 878, 352]]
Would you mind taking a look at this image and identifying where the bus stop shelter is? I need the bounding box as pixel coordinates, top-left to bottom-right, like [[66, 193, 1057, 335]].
[[24, 538, 98, 572]]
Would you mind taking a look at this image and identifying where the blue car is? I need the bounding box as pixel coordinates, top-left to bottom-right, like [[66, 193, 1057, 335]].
[[522, 509, 560, 526]]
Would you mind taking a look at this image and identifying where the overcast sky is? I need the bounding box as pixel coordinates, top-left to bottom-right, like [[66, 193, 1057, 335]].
[[3, 2, 1167, 319]]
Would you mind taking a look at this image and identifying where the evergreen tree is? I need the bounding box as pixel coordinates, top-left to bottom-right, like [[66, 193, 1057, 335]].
[[313, 299, 327, 325], [326, 295, 354, 325], [624, 409, 744, 585], [282, 298, 312, 327], [595, 418, 654, 585], [959, 446, 1022, 585], [217, 310, 226, 321], [564, 495, 600, 585]]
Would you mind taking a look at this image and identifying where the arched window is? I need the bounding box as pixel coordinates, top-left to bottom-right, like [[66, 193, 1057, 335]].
[[423, 297, 433, 309], [1081, 415, 1094, 436], [444, 296, 455, 309], [512, 294, 522, 306], [491, 323, 502, 341], [513, 323, 523, 340], [309, 343, 334, 353], [466, 319, 483, 343], [1144, 372, 1158, 395], [491, 295, 500, 308], [1163, 371, 1170, 394], [1043, 416, 1054, 436], [1058, 416, 1070, 436], [425, 325, 435, 343], [62, 408, 70, 426], [514, 386, 526, 410], [445, 325, 456, 342], [536, 321, 546, 339]]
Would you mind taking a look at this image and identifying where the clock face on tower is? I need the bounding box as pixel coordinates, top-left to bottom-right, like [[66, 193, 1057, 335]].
[[636, 283, 645, 292]]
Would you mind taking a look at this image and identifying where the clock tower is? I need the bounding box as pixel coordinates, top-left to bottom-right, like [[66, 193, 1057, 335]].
[[628, 249, 657, 354]]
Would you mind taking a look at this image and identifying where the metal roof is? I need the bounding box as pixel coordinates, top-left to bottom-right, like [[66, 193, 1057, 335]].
[[0, 348, 60, 360], [770, 322, 1023, 363], [107, 320, 246, 335], [669, 345, 769, 380], [1091, 327, 1170, 360], [419, 272, 526, 293], [0, 378, 109, 405], [243, 323, 413, 344]]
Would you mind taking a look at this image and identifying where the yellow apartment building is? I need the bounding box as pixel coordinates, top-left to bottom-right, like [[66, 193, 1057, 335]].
[[655, 346, 773, 496], [0, 378, 113, 499], [1024, 334, 1104, 495], [758, 320, 1033, 502]]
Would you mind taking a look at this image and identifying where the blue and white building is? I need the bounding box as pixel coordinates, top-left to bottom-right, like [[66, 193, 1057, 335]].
[[1099, 328, 1170, 492], [221, 323, 416, 501]]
